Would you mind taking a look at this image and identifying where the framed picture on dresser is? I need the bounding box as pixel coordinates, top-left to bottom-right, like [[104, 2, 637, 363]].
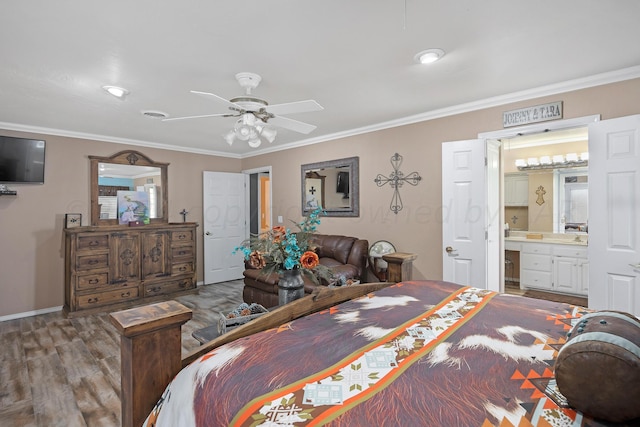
[[65, 213, 82, 228]]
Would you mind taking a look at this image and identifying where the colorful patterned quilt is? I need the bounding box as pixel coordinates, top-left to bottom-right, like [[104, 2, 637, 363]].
[[144, 280, 620, 427]]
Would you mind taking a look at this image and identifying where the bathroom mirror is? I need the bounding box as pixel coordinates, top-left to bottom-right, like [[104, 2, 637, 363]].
[[89, 150, 169, 226], [301, 157, 359, 217]]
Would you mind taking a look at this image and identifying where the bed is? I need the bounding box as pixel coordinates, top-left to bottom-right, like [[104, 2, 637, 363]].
[[131, 280, 636, 426]]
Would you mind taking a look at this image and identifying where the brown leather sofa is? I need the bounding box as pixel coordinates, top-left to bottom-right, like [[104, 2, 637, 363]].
[[242, 234, 369, 308]]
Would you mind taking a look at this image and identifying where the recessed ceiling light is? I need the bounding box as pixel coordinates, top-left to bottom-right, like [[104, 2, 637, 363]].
[[142, 110, 169, 119], [414, 48, 445, 64], [102, 85, 129, 99]]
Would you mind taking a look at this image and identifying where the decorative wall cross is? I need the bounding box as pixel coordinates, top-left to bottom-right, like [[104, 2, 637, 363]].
[[374, 153, 422, 214], [535, 185, 546, 206]]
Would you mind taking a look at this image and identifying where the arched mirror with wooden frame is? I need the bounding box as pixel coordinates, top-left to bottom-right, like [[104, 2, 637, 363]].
[[89, 150, 169, 226]]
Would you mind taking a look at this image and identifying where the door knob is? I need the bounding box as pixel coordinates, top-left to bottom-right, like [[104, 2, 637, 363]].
[[205, 231, 212, 236], [445, 246, 455, 253]]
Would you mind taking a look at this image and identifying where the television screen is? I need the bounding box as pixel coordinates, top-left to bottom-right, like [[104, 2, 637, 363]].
[[0, 136, 46, 184]]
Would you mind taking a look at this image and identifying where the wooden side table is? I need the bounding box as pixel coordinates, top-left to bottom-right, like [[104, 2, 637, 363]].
[[110, 300, 192, 427], [382, 252, 418, 283]]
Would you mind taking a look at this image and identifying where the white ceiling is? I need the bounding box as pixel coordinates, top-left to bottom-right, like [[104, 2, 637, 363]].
[[1, 1, 639, 159]]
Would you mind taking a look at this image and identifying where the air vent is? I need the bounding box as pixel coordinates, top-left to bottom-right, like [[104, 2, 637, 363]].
[[142, 110, 169, 119]]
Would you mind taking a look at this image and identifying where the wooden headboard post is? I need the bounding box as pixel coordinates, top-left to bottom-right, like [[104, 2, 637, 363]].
[[110, 300, 192, 427]]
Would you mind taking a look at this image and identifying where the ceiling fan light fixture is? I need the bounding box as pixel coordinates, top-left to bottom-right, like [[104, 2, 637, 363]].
[[102, 85, 129, 99], [224, 130, 236, 146], [247, 138, 262, 148], [414, 48, 445, 64], [260, 126, 277, 143]]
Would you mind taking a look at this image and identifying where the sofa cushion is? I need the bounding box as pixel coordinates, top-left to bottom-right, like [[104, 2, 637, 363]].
[[312, 235, 356, 265]]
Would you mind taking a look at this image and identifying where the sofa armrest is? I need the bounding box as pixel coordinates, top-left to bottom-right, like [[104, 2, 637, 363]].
[[346, 239, 369, 278]]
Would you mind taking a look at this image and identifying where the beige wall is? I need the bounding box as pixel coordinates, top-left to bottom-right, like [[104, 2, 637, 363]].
[[527, 172, 555, 231], [242, 78, 640, 284], [1, 77, 639, 318], [0, 135, 241, 317]]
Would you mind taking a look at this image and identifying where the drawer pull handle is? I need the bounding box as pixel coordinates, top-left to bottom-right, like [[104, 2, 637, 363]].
[[178, 251, 187, 255], [178, 234, 187, 240], [88, 259, 99, 265], [89, 241, 100, 246], [88, 278, 99, 284], [178, 266, 187, 272], [121, 291, 130, 298], [87, 297, 98, 304]]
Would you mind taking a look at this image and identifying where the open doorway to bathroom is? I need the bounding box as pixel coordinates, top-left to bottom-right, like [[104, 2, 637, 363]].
[[502, 127, 589, 307]]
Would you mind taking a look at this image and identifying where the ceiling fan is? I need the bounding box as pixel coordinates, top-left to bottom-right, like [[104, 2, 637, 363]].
[[163, 72, 323, 148]]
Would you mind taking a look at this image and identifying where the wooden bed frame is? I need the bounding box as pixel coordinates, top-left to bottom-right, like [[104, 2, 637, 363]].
[[109, 252, 417, 427]]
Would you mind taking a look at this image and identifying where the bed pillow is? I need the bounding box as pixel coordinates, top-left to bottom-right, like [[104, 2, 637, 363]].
[[554, 310, 640, 423]]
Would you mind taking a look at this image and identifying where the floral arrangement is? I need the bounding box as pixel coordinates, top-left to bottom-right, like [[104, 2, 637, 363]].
[[234, 206, 333, 284]]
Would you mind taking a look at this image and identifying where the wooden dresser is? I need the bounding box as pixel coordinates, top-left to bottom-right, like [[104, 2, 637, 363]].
[[64, 222, 198, 316]]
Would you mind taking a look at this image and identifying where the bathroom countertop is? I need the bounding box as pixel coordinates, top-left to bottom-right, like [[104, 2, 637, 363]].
[[505, 233, 588, 246]]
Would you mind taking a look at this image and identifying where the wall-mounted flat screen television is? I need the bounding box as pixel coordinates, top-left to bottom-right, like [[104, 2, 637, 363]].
[[0, 136, 46, 184]]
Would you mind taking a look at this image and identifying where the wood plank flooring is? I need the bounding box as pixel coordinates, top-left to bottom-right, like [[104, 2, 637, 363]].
[[505, 281, 588, 307], [0, 280, 244, 427], [0, 279, 587, 427]]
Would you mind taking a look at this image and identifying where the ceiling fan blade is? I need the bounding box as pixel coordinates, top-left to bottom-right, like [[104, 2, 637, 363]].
[[162, 113, 234, 122], [190, 90, 242, 111], [265, 100, 323, 116], [269, 115, 317, 134]]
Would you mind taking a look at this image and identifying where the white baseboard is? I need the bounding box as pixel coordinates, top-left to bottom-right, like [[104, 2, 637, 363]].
[[0, 305, 63, 323]]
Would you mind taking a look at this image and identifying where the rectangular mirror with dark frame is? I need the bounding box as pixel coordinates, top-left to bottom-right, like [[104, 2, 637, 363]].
[[89, 150, 169, 226], [301, 157, 359, 217]]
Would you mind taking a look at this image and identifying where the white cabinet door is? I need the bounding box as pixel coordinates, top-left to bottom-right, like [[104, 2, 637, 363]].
[[553, 256, 579, 294], [505, 173, 529, 206], [579, 261, 589, 295]]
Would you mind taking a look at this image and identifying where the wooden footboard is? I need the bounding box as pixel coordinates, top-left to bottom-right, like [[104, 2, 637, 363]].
[[109, 251, 416, 426]]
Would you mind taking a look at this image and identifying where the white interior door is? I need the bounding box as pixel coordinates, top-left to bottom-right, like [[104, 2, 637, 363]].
[[203, 171, 247, 284], [588, 114, 640, 315], [442, 139, 488, 289]]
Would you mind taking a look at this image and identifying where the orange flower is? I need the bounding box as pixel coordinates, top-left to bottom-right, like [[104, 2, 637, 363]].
[[248, 251, 266, 269], [271, 226, 286, 242], [300, 251, 319, 269]]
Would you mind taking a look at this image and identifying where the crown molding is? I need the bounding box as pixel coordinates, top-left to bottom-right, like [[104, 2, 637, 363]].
[[2, 66, 639, 160]]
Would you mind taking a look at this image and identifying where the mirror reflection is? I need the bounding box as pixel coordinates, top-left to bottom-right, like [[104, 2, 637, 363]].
[[97, 163, 163, 220], [301, 157, 359, 217], [503, 127, 588, 234], [90, 150, 169, 226]]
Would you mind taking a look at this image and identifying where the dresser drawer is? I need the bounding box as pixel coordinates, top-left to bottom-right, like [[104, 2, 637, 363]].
[[521, 243, 552, 255], [76, 287, 139, 309], [521, 253, 552, 271], [171, 229, 194, 244], [172, 261, 194, 275], [144, 278, 194, 297], [76, 272, 109, 290], [521, 269, 552, 289], [553, 245, 588, 258], [76, 253, 109, 270], [77, 234, 109, 251], [172, 245, 194, 259]]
